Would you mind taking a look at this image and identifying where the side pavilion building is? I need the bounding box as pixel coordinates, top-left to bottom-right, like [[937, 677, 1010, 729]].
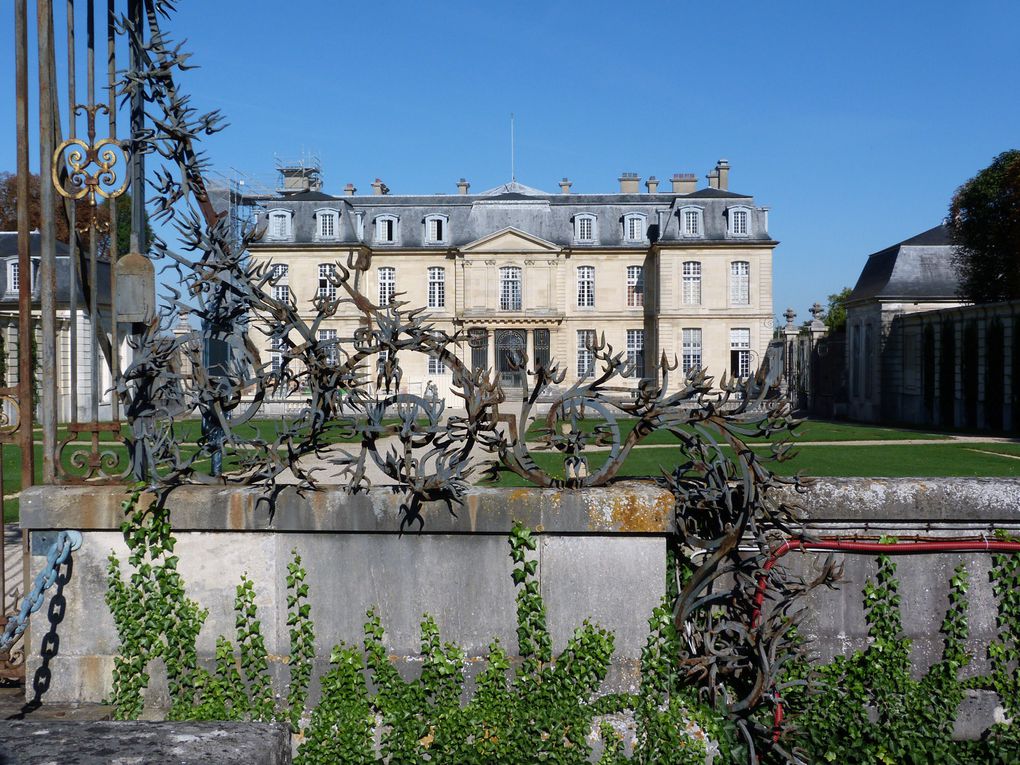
[[246, 161, 777, 403]]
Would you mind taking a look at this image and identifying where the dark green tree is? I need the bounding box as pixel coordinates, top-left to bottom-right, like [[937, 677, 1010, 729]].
[[948, 149, 1020, 303], [824, 287, 852, 332]]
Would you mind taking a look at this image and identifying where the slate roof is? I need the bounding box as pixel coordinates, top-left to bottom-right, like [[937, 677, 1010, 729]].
[[250, 180, 774, 249], [849, 224, 960, 302], [0, 231, 111, 306]]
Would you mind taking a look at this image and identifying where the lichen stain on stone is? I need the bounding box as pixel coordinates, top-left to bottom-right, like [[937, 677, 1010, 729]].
[[226, 490, 245, 530], [607, 492, 667, 533]]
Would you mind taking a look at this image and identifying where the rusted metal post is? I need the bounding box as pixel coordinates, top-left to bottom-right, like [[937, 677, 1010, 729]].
[[129, 0, 145, 255], [107, 0, 119, 421], [68, 0, 78, 423], [39, 0, 58, 483], [15, 0, 35, 491]]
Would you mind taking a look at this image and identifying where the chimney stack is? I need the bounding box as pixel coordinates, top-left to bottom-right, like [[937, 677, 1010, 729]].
[[716, 159, 729, 191], [371, 178, 389, 195], [343, 183, 357, 196], [619, 172, 640, 194], [671, 173, 697, 194], [559, 177, 572, 194], [457, 178, 470, 195], [707, 159, 730, 190], [645, 176, 659, 194]]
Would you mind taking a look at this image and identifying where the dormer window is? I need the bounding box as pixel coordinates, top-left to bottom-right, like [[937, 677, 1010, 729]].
[[574, 213, 596, 244], [424, 215, 448, 244], [8, 261, 20, 293], [266, 209, 293, 241], [727, 206, 752, 237], [375, 215, 398, 244], [680, 207, 703, 237], [315, 209, 339, 241], [623, 213, 646, 242]]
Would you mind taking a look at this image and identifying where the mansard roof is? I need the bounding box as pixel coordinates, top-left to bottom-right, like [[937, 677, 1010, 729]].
[[249, 179, 774, 249], [849, 224, 960, 302]]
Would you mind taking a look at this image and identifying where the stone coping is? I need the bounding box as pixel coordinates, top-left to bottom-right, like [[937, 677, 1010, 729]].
[[20, 481, 676, 535], [20, 477, 1020, 534]]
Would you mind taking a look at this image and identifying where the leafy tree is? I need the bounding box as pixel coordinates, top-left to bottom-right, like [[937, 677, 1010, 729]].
[[825, 287, 852, 332], [0, 171, 150, 254], [948, 150, 1020, 303]]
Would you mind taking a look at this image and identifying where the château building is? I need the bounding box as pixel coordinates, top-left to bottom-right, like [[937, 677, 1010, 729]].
[[247, 160, 776, 403]]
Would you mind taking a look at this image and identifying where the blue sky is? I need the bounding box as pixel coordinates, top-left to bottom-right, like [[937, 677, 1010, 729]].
[[3, 0, 1019, 318]]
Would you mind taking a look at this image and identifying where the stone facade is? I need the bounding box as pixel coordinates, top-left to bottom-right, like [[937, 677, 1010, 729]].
[[246, 162, 776, 404]]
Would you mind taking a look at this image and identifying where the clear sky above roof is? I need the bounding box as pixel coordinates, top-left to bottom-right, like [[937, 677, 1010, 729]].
[[2, 0, 1018, 318]]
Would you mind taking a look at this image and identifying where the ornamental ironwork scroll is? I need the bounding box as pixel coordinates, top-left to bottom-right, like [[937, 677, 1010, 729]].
[[51, 103, 129, 232]]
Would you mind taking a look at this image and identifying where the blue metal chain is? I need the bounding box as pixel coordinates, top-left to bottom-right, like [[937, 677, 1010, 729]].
[[0, 530, 82, 655]]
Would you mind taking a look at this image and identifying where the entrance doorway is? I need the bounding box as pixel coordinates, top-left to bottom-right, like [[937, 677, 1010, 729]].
[[495, 329, 526, 388]]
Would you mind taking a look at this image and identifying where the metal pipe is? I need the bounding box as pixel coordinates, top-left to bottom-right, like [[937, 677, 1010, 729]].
[[15, 0, 34, 491], [107, 0, 118, 421], [38, 0, 58, 484], [67, 0, 77, 424]]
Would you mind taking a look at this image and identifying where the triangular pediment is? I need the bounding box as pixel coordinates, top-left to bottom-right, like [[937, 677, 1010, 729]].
[[460, 227, 560, 254]]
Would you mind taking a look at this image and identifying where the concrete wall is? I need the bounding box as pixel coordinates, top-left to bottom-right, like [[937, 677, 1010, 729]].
[[20, 482, 675, 707], [18, 479, 1020, 737]]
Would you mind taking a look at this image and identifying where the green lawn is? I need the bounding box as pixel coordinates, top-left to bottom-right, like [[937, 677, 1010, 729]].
[[523, 417, 950, 445], [487, 443, 1020, 486]]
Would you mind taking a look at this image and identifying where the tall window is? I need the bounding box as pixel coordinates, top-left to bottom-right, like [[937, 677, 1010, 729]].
[[428, 332, 445, 375], [624, 214, 645, 242], [317, 263, 336, 299], [270, 336, 284, 375], [730, 328, 751, 377], [681, 207, 702, 237], [271, 264, 289, 303], [730, 261, 750, 305], [378, 266, 396, 305], [500, 266, 522, 311], [627, 265, 644, 308], [682, 261, 701, 305], [268, 210, 291, 241], [8, 262, 19, 292], [730, 208, 749, 236], [316, 210, 337, 240], [375, 216, 397, 243], [577, 329, 596, 377], [681, 328, 702, 374], [318, 328, 338, 365], [574, 214, 596, 243], [852, 324, 861, 397], [425, 215, 447, 243], [577, 265, 595, 308], [427, 266, 445, 308], [626, 329, 645, 377]]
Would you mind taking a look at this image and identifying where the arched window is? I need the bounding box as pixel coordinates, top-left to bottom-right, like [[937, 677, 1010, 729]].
[[679, 206, 703, 237], [499, 266, 522, 311], [378, 266, 396, 305], [314, 209, 339, 241], [627, 265, 644, 308], [577, 265, 595, 307], [730, 261, 750, 305], [427, 266, 445, 308], [623, 213, 646, 242], [574, 213, 597, 244], [266, 208, 293, 241], [682, 261, 701, 305], [727, 205, 753, 237], [424, 214, 449, 244], [375, 215, 399, 244]]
